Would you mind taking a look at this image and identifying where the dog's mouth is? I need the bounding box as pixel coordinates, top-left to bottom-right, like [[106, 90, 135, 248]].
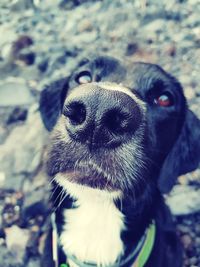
[[48, 131, 147, 194], [59, 161, 118, 191], [61, 172, 114, 191]]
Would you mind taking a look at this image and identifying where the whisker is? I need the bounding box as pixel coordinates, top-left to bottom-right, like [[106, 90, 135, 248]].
[[53, 187, 66, 207], [57, 189, 67, 209], [49, 182, 59, 201]]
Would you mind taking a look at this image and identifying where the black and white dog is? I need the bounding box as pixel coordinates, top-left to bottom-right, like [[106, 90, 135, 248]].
[[40, 56, 200, 267]]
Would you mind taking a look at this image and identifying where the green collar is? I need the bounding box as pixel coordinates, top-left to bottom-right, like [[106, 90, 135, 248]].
[[52, 213, 156, 267], [132, 222, 156, 267]]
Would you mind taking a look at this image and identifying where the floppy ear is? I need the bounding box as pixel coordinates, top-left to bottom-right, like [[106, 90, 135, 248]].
[[158, 110, 200, 193], [39, 78, 69, 131]]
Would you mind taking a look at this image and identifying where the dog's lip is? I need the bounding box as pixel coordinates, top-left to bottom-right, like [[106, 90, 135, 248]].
[[60, 169, 106, 183], [60, 169, 116, 191], [62, 160, 110, 181]]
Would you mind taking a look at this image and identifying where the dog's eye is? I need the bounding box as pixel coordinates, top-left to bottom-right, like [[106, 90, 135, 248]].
[[76, 71, 92, 84], [154, 93, 173, 107]]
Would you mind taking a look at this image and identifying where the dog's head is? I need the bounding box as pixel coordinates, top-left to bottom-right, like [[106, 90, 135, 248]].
[[40, 56, 200, 195]]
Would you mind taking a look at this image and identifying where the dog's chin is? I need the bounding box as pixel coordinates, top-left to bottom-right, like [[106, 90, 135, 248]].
[[57, 171, 118, 192]]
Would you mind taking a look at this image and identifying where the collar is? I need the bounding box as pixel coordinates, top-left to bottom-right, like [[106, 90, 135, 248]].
[[51, 213, 156, 267]]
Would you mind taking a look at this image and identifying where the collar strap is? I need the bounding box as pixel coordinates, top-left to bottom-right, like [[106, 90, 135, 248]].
[[52, 213, 59, 267], [132, 222, 156, 267], [52, 213, 156, 267]]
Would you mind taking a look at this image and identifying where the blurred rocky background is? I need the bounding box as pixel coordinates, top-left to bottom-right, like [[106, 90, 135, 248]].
[[0, 0, 200, 266]]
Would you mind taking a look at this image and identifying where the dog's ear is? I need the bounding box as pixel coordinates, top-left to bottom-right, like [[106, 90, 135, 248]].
[[39, 78, 69, 131], [158, 110, 200, 193]]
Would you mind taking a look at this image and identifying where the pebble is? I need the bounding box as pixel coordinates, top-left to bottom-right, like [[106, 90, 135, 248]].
[[5, 225, 30, 263], [77, 19, 93, 32], [0, 26, 17, 53], [182, 234, 193, 249], [3, 175, 25, 192], [22, 187, 49, 224], [164, 43, 176, 57], [0, 110, 47, 186], [6, 107, 28, 124], [27, 258, 41, 267], [166, 185, 200, 215], [0, 80, 34, 106], [0, 173, 6, 188], [142, 19, 166, 33], [0, 246, 23, 267], [0, 126, 8, 144], [126, 43, 139, 56]]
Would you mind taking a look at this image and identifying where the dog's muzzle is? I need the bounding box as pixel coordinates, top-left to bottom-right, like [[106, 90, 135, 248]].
[[52, 82, 146, 191]]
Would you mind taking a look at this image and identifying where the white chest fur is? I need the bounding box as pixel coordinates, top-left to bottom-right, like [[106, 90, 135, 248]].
[[57, 178, 125, 266]]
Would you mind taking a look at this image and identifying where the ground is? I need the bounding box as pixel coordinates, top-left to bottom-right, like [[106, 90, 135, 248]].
[[0, 0, 200, 266]]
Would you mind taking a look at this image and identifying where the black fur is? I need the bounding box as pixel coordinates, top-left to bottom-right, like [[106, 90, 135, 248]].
[[40, 56, 200, 267]]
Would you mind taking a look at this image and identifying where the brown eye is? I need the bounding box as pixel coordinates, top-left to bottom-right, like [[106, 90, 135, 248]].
[[76, 71, 92, 84], [154, 93, 173, 107]]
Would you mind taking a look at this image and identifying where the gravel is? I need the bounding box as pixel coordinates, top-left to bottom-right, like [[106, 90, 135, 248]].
[[0, 0, 200, 266]]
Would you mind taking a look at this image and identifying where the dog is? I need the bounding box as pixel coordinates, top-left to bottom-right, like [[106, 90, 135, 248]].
[[39, 56, 200, 267]]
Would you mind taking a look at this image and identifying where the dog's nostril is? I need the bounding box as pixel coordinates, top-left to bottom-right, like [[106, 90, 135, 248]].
[[104, 109, 130, 133], [63, 102, 86, 125]]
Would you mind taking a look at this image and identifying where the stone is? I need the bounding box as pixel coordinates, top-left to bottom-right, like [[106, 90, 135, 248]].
[[0, 26, 17, 53], [190, 258, 198, 266], [17, 51, 36, 65], [181, 234, 192, 249], [177, 225, 190, 234], [7, 107, 28, 124], [33, 0, 61, 10], [125, 43, 139, 56], [184, 88, 196, 101], [2, 198, 22, 227], [5, 225, 30, 264], [22, 187, 49, 223], [0, 107, 47, 189], [77, 19, 93, 33], [1, 174, 25, 191], [0, 126, 8, 144], [0, 245, 23, 267], [71, 31, 98, 45], [9, 0, 34, 12], [142, 19, 166, 33], [26, 230, 40, 257], [38, 59, 49, 72], [0, 205, 3, 229], [10, 35, 34, 66], [164, 43, 176, 57], [1, 43, 13, 61], [0, 173, 6, 188], [0, 79, 34, 106], [23, 169, 48, 193], [166, 185, 200, 215], [27, 258, 41, 267]]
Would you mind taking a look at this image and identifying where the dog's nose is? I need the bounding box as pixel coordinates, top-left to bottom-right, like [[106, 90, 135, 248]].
[[63, 84, 142, 149]]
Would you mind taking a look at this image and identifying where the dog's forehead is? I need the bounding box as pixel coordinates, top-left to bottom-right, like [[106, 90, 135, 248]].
[[86, 56, 127, 82], [83, 57, 170, 87], [71, 56, 185, 108]]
